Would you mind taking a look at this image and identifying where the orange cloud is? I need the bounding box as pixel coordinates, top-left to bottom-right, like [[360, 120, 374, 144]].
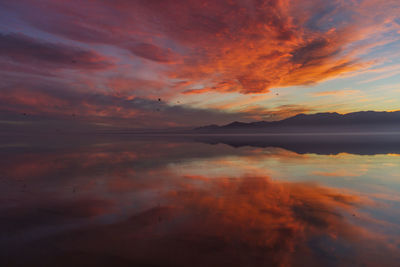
[[312, 170, 362, 177], [158, 0, 399, 94], [182, 88, 214, 95], [312, 90, 361, 97]]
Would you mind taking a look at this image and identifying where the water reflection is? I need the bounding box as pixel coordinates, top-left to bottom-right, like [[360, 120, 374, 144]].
[[193, 133, 400, 155], [1, 136, 399, 266]]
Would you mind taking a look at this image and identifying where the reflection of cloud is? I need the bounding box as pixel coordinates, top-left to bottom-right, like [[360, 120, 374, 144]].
[[6, 175, 399, 266], [1, 198, 114, 238], [161, 176, 397, 266], [2, 141, 400, 266]]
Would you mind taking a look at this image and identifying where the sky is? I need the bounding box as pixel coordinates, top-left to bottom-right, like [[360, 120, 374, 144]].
[[1, 0, 400, 129]]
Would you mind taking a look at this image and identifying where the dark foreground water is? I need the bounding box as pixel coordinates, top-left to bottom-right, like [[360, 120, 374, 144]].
[[1, 134, 400, 266]]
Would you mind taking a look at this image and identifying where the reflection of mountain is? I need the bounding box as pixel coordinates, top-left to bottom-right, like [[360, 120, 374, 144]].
[[196, 111, 400, 133], [193, 134, 400, 155], [3, 132, 400, 155]]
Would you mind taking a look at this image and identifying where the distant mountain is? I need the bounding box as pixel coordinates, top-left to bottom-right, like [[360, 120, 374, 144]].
[[195, 111, 400, 133]]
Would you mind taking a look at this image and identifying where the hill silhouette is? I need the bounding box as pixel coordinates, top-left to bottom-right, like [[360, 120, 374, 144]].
[[195, 111, 400, 133]]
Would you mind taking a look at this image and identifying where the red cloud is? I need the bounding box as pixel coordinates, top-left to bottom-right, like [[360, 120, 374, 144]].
[[128, 42, 176, 63], [6, 0, 399, 94]]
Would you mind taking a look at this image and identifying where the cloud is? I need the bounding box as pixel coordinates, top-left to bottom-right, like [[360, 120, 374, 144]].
[[312, 89, 361, 97], [128, 42, 176, 63], [182, 88, 216, 95], [0, 79, 256, 128], [241, 104, 315, 121], [312, 170, 363, 177], [0, 33, 112, 70], [1, 0, 400, 126], [5, 0, 399, 94], [161, 0, 397, 93]]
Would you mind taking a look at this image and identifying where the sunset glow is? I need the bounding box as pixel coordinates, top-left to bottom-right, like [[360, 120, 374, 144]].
[[1, 0, 400, 128], [2, 2, 400, 266]]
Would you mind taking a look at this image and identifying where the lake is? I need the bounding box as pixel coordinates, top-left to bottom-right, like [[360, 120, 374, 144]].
[[1, 134, 400, 266]]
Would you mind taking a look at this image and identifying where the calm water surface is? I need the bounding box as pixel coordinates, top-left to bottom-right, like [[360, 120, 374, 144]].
[[1, 134, 400, 266]]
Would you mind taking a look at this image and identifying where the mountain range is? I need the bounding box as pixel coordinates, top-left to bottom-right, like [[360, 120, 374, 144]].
[[195, 111, 400, 133]]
